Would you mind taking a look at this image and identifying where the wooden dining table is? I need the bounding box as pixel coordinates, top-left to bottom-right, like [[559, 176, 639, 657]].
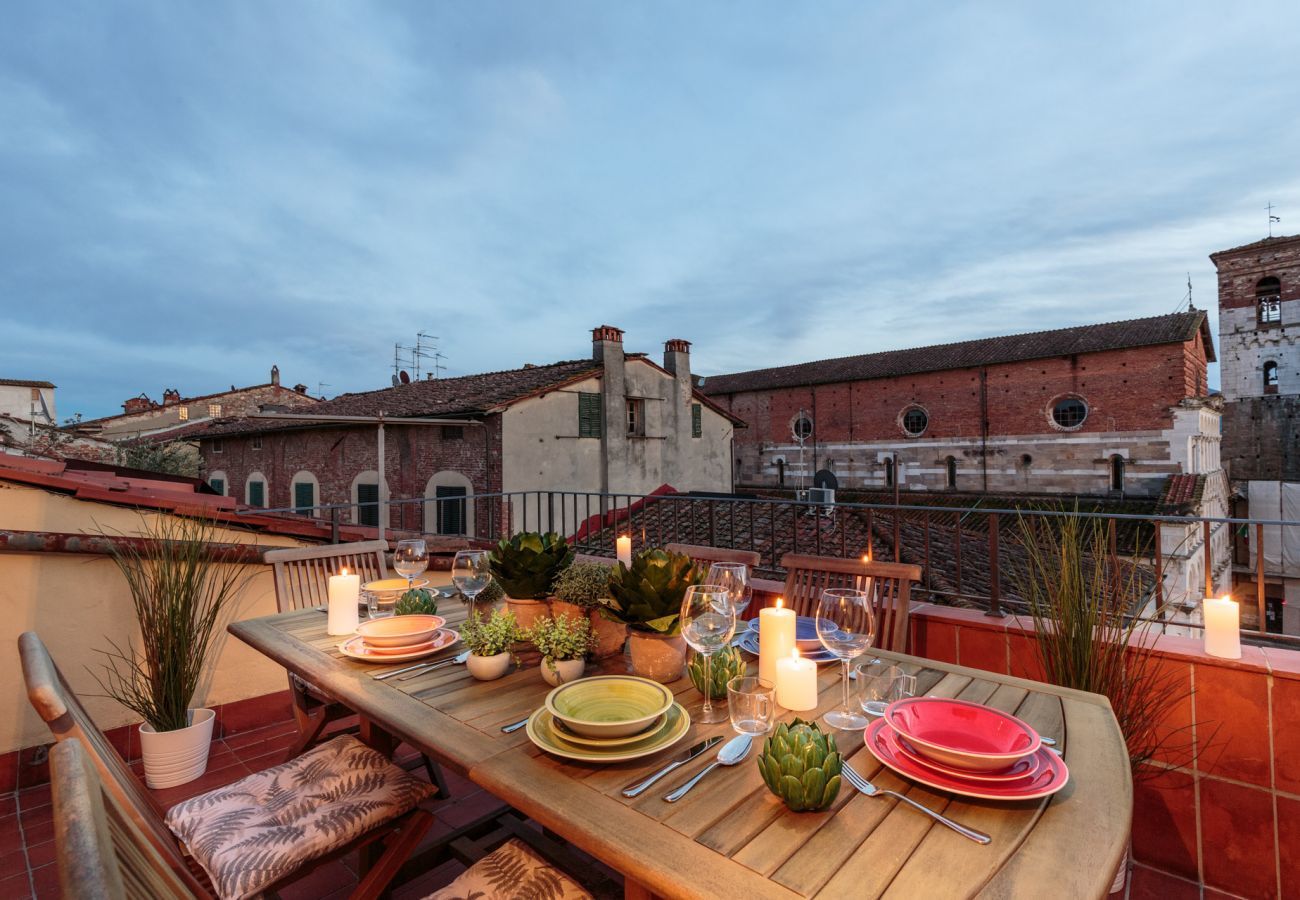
[[229, 602, 1132, 900]]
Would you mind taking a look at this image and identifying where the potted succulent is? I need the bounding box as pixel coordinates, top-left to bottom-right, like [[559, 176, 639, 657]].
[[459, 609, 521, 681], [604, 549, 704, 682], [489, 532, 575, 629], [551, 562, 626, 659], [526, 615, 594, 686], [94, 516, 254, 789]]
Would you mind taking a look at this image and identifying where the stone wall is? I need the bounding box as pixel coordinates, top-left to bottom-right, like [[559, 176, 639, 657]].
[[1222, 396, 1300, 482]]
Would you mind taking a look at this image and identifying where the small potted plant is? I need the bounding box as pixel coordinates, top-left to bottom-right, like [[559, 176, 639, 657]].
[[551, 562, 625, 658], [489, 532, 575, 628], [459, 609, 520, 681], [526, 615, 594, 686], [603, 549, 704, 682]]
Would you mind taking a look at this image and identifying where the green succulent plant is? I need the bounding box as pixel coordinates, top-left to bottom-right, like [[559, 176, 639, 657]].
[[552, 562, 614, 609], [603, 549, 704, 635], [489, 532, 575, 600], [393, 587, 438, 616], [459, 609, 521, 658], [757, 719, 843, 812], [526, 615, 594, 672], [688, 645, 746, 700]]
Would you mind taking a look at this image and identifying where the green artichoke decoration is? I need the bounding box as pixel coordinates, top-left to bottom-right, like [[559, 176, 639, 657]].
[[489, 532, 575, 599], [393, 588, 438, 616], [757, 719, 843, 812], [688, 645, 746, 700], [603, 548, 704, 634]]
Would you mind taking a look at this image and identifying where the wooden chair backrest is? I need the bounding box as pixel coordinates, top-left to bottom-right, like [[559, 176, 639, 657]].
[[664, 543, 762, 571], [18, 632, 200, 886], [50, 739, 202, 900], [264, 540, 389, 613], [777, 554, 922, 652]]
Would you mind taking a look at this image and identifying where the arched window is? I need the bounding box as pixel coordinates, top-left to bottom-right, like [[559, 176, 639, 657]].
[[776, 458, 786, 486], [424, 471, 474, 536], [1109, 455, 1125, 492], [1257, 277, 1281, 325], [1264, 361, 1279, 394], [290, 471, 319, 517], [945, 456, 957, 489], [245, 471, 268, 508], [884, 457, 895, 488], [207, 470, 228, 496], [350, 470, 387, 528]]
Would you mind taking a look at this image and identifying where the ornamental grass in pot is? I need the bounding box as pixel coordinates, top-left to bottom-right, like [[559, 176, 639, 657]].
[[603, 549, 704, 682], [489, 532, 574, 629], [93, 516, 254, 789], [460, 609, 520, 681], [526, 615, 594, 686], [551, 562, 625, 658]]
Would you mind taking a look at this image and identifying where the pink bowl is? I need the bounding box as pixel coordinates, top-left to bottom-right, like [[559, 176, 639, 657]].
[[883, 697, 1041, 772], [356, 614, 445, 648]]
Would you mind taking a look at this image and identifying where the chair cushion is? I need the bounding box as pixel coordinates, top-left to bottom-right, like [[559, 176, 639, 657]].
[[165, 735, 436, 900], [426, 839, 593, 900]]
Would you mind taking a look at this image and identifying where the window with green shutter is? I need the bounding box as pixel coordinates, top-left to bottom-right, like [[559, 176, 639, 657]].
[[357, 483, 379, 527], [293, 481, 315, 516], [578, 392, 602, 438], [691, 403, 702, 438], [209, 477, 225, 496], [435, 485, 467, 535], [247, 480, 265, 508]]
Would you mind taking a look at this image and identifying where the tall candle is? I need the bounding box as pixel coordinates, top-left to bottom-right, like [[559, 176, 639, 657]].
[[1203, 594, 1241, 660], [758, 597, 796, 687], [776, 648, 818, 712], [616, 535, 633, 568], [328, 567, 360, 636]]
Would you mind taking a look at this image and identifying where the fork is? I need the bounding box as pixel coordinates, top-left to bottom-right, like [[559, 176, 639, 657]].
[[841, 763, 991, 844]]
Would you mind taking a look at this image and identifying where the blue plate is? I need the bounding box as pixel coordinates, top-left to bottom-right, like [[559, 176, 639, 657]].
[[746, 615, 821, 648], [734, 630, 837, 664]]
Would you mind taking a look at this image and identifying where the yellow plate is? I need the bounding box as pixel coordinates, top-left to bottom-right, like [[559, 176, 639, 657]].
[[526, 703, 690, 763]]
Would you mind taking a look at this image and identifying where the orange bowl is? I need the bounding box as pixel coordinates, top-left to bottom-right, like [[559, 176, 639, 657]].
[[356, 614, 445, 648]]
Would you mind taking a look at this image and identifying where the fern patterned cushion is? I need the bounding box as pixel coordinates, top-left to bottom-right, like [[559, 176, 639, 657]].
[[426, 839, 593, 900], [165, 735, 435, 899]]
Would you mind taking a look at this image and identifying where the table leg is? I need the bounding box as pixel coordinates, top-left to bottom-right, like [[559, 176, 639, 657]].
[[359, 715, 399, 758]]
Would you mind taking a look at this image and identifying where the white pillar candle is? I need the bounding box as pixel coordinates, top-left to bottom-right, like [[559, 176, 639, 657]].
[[758, 597, 796, 687], [616, 535, 633, 568], [776, 649, 818, 712], [328, 567, 361, 636], [1203, 595, 1241, 660]]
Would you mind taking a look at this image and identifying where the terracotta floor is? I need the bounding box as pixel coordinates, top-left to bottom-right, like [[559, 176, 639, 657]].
[[0, 716, 520, 899]]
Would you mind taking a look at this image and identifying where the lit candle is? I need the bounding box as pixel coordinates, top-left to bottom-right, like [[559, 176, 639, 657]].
[[758, 597, 796, 687], [616, 535, 633, 568], [327, 567, 360, 636], [776, 648, 818, 711], [1203, 594, 1241, 660]]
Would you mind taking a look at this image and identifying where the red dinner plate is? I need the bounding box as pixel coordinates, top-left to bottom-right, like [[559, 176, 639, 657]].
[[892, 733, 1045, 783], [865, 719, 1068, 801], [884, 697, 1041, 771]]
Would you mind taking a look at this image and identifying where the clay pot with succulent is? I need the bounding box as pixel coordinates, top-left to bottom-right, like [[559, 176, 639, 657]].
[[603, 549, 704, 682], [551, 562, 625, 658], [489, 532, 575, 629]]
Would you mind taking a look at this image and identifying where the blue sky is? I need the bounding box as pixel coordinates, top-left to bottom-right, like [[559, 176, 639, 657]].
[[3, 2, 1297, 418]]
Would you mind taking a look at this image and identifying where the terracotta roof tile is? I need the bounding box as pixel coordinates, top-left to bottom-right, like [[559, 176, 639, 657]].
[[701, 311, 1212, 396], [1209, 233, 1300, 259], [0, 378, 56, 389]]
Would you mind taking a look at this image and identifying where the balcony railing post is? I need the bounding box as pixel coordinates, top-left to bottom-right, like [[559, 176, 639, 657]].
[[893, 508, 900, 563], [330, 507, 339, 545], [1256, 522, 1266, 632], [986, 512, 1003, 617], [1154, 521, 1163, 611], [1203, 520, 1213, 598]]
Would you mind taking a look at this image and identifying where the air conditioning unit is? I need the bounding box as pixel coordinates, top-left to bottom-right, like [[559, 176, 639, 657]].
[[807, 488, 836, 505]]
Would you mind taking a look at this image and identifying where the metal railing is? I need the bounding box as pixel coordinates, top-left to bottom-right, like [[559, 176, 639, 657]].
[[245, 488, 1298, 646]]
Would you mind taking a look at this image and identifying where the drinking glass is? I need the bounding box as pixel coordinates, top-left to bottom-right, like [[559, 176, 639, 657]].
[[680, 585, 737, 723], [706, 563, 752, 618], [727, 677, 775, 737], [815, 588, 875, 730], [364, 590, 393, 620], [452, 550, 492, 606], [856, 660, 917, 717], [393, 539, 429, 590]]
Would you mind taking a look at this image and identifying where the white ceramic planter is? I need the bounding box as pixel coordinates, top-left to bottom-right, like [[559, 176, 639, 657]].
[[139, 708, 215, 789], [466, 651, 512, 681], [541, 657, 585, 687]]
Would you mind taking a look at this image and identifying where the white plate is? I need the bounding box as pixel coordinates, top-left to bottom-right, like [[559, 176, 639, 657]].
[[338, 629, 457, 663]]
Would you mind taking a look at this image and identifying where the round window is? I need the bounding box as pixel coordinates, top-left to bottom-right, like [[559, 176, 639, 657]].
[[901, 406, 928, 436], [792, 416, 813, 441], [1051, 397, 1088, 429]]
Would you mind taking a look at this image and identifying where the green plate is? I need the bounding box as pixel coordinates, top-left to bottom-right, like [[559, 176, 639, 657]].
[[526, 703, 690, 763], [552, 714, 667, 747]]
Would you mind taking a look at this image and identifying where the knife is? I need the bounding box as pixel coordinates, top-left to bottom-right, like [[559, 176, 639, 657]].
[[621, 736, 724, 798]]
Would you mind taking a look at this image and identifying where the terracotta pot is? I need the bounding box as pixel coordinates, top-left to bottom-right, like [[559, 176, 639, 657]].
[[549, 600, 587, 625], [628, 631, 687, 683], [466, 651, 512, 681], [541, 657, 586, 687], [139, 708, 215, 789], [505, 597, 551, 630], [590, 612, 628, 659]]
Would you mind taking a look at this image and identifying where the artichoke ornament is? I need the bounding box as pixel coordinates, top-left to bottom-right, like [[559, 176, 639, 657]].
[[757, 719, 843, 812], [688, 645, 745, 700]]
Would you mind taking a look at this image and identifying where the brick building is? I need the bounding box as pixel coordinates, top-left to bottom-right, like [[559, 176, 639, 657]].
[[195, 327, 740, 536], [1214, 233, 1300, 634]]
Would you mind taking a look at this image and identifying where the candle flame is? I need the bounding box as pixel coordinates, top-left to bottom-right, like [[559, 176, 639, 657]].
[[792, 647, 801, 659], [776, 596, 784, 609], [862, 550, 872, 563], [1222, 594, 1234, 604], [340, 567, 349, 576]]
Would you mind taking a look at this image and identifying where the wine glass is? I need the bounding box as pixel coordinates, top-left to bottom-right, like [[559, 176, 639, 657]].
[[452, 550, 492, 606], [393, 539, 429, 590], [706, 563, 752, 618], [815, 588, 875, 730], [680, 585, 736, 723]]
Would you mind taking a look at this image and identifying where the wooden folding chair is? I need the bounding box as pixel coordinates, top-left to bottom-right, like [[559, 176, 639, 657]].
[[24, 632, 433, 900], [777, 553, 921, 652], [664, 542, 762, 571]]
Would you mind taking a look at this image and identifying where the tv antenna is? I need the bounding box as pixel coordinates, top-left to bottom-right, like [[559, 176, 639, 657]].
[[1268, 201, 1281, 238], [393, 331, 446, 381], [316, 381, 330, 398]]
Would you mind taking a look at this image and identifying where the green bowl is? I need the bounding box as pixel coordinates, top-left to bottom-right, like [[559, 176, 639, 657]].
[[544, 675, 675, 739]]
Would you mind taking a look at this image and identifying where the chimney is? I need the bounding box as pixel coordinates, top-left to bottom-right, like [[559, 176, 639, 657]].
[[271, 365, 280, 386], [592, 325, 624, 362], [293, 383, 307, 394], [162, 388, 181, 405], [663, 339, 691, 378]]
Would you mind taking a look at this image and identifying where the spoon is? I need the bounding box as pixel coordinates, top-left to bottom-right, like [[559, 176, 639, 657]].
[[664, 734, 752, 802], [392, 650, 471, 682]]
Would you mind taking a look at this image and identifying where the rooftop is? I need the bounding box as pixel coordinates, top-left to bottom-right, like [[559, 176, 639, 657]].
[[0, 379, 56, 389]]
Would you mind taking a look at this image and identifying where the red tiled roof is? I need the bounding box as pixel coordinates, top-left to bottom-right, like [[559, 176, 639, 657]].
[[1209, 233, 1300, 259], [1159, 473, 1205, 510], [0, 379, 55, 389], [701, 311, 1214, 396], [77, 383, 319, 427]]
